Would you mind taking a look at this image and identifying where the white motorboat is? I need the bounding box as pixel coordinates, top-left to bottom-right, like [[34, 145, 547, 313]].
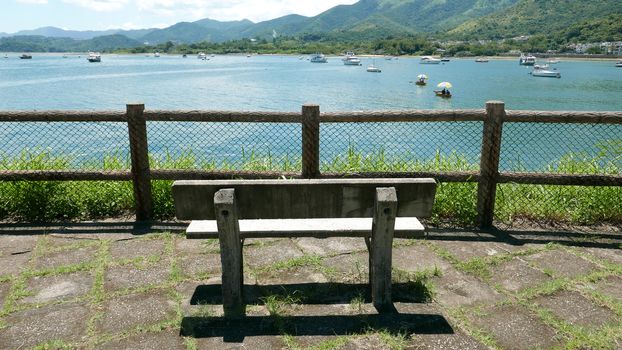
[[197, 52, 207, 60], [475, 57, 489, 63], [310, 53, 328, 63], [616, 61, 622, 67], [366, 64, 381, 73], [420, 56, 441, 64], [154, 52, 160, 57], [3, 54, 8, 59], [87, 52, 101, 62], [342, 51, 362, 65], [519, 53, 536, 66], [547, 58, 560, 64], [531, 67, 560, 78]]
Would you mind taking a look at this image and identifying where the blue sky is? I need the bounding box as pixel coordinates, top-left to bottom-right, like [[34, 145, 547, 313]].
[[2, 0, 359, 33]]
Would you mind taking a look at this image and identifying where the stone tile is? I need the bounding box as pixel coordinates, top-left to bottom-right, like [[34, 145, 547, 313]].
[[22, 271, 93, 304], [416, 331, 488, 350], [435, 266, 503, 307], [525, 249, 599, 279], [35, 245, 99, 269], [0, 302, 90, 349], [340, 334, 391, 350], [244, 239, 304, 268], [175, 238, 208, 255], [176, 278, 224, 318], [255, 266, 329, 286], [534, 290, 618, 329], [583, 246, 622, 265], [294, 237, 367, 256], [104, 262, 170, 292], [321, 252, 369, 283], [0, 251, 32, 277], [592, 276, 622, 300], [470, 305, 563, 350], [98, 329, 186, 350], [392, 245, 453, 273], [95, 291, 177, 335], [178, 253, 221, 279], [432, 240, 513, 261], [0, 235, 38, 256], [196, 335, 286, 350], [489, 257, 552, 293], [109, 238, 166, 262]]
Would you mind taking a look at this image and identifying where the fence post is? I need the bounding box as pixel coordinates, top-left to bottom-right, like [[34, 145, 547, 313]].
[[477, 101, 505, 228], [127, 103, 153, 221], [302, 104, 320, 178]]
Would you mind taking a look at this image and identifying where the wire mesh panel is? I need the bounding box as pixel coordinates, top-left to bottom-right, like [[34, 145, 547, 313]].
[[147, 122, 302, 172], [0, 122, 130, 172], [500, 123, 622, 174], [320, 122, 483, 173]]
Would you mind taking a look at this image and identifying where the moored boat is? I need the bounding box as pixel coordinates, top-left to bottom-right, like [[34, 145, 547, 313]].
[[414, 74, 428, 85], [519, 53, 536, 66], [420, 56, 441, 64], [530, 67, 561, 78], [342, 52, 362, 65], [197, 52, 206, 60], [310, 53, 328, 63], [19, 54, 32, 59], [87, 52, 101, 62], [616, 61, 622, 67], [475, 57, 489, 63], [366, 62, 381, 72]]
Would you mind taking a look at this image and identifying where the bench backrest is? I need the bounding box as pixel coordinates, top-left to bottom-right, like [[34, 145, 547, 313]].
[[173, 178, 436, 220]]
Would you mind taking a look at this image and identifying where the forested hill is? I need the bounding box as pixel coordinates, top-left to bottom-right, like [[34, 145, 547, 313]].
[[448, 0, 622, 40]]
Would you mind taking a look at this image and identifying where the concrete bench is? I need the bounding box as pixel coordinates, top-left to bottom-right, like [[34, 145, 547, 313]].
[[173, 178, 436, 318]]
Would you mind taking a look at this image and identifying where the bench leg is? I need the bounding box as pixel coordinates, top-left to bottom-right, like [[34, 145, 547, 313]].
[[370, 187, 397, 312], [214, 189, 244, 319]]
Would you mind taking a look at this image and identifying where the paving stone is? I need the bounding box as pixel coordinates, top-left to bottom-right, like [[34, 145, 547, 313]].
[[104, 262, 171, 292], [415, 331, 488, 350], [392, 245, 452, 273], [0, 251, 32, 277], [432, 240, 513, 261], [321, 252, 369, 283], [244, 239, 304, 268], [196, 335, 286, 350], [175, 237, 208, 255], [340, 334, 391, 350], [254, 266, 329, 286], [35, 245, 99, 269], [22, 271, 93, 304], [178, 253, 221, 279], [534, 290, 618, 329], [98, 329, 186, 350], [583, 246, 622, 265], [0, 302, 90, 349], [525, 249, 599, 279], [294, 237, 367, 256], [434, 266, 503, 307], [591, 276, 622, 300], [95, 291, 177, 335], [109, 238, 166, 262], [176, 279, 224, 317], [469, 304, 563, 350], [0, 235, 37, 256], [489, 257, 552, 293]]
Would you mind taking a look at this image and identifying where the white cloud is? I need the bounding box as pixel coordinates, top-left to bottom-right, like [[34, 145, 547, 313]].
[[16, 0, 48, 4], [62, 0, 129, 11], [133, 0, 358, 22]]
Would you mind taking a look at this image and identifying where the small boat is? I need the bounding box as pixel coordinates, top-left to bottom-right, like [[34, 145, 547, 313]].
[[440, 57, 450, 62], [435, 82, 453, 98], [154, 52, 160, 57], [519, 53, 536, 66], [420, 56, 441, 64], [547, 58, 560, 64], [366, 64, 381, 73], [197, 52, 206, 59], [19, 54, 32, 59], [310, 53, 328, 63], [616, 61, 622, 67], [182, 54, 187, 58], [342, 52, 362, 66], [384, 56, 393, 60], [434, 91, 452, 98], [87, 52, 101, 62], [414, 74, 428, 86], [475, 57, 489, 63], [211, 54, 215, 58], [246, 54, 251, 58], [3, 54, 8, 59], [530, 67, 561, 78]]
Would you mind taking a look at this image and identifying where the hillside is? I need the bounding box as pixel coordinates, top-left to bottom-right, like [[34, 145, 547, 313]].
[[449, 0, 622, 40], [0, 34, 141, 52]]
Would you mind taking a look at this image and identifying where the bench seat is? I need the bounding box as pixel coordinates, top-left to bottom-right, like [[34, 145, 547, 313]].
[[186, 217, 425, 239]]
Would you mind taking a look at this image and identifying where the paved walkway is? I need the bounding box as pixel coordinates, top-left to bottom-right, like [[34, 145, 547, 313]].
[[0, 223, 620, 349]]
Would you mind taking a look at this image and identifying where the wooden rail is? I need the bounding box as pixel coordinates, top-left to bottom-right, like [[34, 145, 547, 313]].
[[1, 102, 621, 226]]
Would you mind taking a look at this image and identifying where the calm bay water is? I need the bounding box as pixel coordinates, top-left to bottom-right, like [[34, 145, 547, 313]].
[[0, 54, 621, 171]]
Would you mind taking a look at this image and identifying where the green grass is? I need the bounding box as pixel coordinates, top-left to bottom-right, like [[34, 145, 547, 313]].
[[0, 146, 620, 225]]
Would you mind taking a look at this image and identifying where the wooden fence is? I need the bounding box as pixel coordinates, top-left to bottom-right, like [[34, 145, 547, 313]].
[[1, 101, 621, 227]]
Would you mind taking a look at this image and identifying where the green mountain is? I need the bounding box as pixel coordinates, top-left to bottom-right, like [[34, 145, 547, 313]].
[[449, 0, 622, 40], [554, 14, 622, 43], [0, 34, 141, 52]]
